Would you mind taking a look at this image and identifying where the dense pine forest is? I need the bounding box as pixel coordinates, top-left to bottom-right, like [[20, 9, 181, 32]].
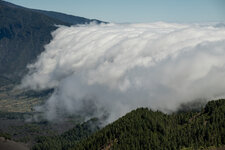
[[32, 99, 225, 150], [32, 119, 100, 150]]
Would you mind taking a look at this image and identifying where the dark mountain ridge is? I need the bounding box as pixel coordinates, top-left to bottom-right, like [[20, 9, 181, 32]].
[[0, 1, 66, 80], [0, 0, 103, 83]]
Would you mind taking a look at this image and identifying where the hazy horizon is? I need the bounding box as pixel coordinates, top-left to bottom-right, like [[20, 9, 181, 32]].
[[4, 0, 225, 23]]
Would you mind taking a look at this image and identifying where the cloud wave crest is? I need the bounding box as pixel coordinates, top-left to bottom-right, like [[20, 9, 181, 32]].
[[21, 22, 225, 123]]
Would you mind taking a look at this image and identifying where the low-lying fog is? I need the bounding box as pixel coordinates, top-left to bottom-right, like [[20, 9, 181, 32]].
[[20, 22, 225, 124]]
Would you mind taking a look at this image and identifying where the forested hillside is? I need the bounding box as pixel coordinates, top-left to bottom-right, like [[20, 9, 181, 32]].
[[33, 99, 225, 150], [75, 99, 225, 150], [32, 118, 100, 150]]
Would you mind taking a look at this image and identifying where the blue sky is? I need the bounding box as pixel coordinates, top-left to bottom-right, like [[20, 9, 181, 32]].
[[5, 0, 225, 23]]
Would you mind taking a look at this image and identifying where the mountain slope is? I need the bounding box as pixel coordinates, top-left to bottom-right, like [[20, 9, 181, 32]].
[[71, 99, 225, 150], [0, 1, 67, 81], [0, 1, 102, 83], [0, 0, 104, 114]]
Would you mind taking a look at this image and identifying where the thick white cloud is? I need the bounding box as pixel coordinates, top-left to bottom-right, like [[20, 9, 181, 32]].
[[21, 22, 225, 123]]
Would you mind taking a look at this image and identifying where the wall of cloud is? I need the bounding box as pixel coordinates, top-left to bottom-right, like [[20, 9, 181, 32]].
[[21, 22, 225, 123]]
